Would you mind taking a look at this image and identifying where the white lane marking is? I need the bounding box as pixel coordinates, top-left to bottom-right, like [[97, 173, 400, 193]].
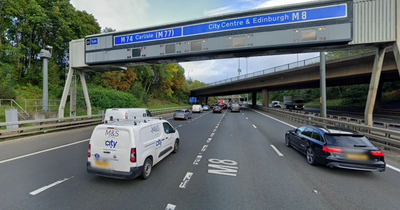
[[207, 138, 212, 143], [177, 125, 182, 128], [246, 117, 248, 120], [193, 155, 202, 165], [270, 145, 284, 156], [167, 117, 173, 120], [251, 109, 296, 128], [165, 204, 176, 210], [30, 176, 74, 195], [201, 145, 208, 152], [213, 129, 217, 132], [0, 139, 89, 164], [387, 164, 400, 173], [210, 133, 215, 137], [253, 125, 257, 129], [179, 172, 193, 189]]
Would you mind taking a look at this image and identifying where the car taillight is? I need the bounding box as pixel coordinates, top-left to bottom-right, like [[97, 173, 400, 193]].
[[323, 146, 343, 153], [130, 148, 136, 162], [88, 144, 91, 157], [174, 113, 176, 115], [371, 150, 384, 156]]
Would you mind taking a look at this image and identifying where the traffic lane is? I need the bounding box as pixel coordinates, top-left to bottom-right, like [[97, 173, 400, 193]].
[[174, 109, 332, 210], [1, 109, 222, 209], [0, 112, 174, 163], [242, 108, 400, 209]]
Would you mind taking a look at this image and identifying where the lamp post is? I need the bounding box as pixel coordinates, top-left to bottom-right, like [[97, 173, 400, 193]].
[[246, 58, 248, 102], [39, 45, 52, 111]]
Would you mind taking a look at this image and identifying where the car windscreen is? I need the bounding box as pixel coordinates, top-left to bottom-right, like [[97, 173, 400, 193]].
[[325, 135, 374, 147]]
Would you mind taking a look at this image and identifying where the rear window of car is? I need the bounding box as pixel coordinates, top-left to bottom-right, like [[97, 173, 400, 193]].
[[175, 110, 184, 113], [325, 135, 374, 147]]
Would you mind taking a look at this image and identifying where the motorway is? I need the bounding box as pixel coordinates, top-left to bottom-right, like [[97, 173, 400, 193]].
[[1, 107, 400, 209]]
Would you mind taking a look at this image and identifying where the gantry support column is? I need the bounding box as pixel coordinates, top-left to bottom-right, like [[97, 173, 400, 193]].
[[198, 97, 203, 105], [394, 1, 400, 76], [364, 48, 386, 126], [205, 97, 208, 105], [320, 51, 327, 118], [58, 67, 74, 118], [252, 92, 257, 107], [79, 71, 92, 116], [262, 88, 269, 107]]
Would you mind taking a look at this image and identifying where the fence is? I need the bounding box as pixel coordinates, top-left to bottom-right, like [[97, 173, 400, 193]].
[[0, 99, 30, 120], [25, 99, 60, 112], [0, 106, 191, 139]]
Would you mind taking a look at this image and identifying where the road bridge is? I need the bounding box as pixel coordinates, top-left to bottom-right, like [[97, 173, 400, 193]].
[[59, 0, 400, 127]]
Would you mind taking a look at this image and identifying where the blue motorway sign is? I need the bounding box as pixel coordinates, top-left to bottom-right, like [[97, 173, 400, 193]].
[[183, 4, 347, 36], [113, 4, 346, 46], [90, 38, 98, 45], [114, 27, 182, 45], [189, 97, 197, 103]]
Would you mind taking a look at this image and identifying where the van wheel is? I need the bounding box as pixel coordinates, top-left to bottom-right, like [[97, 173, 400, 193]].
[[140, 158, 153, 179], [173, 140, 179, 153]]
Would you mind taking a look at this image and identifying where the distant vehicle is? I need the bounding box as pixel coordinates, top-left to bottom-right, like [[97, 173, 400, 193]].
[[231, 103, 240, 112], [192, 104, 203, 113], [173, 109, 192, 120], [104, 108, 153, 123], [213, 106, 222, 113], [283, 96, 305, 110], [256, 102, 262, 106], [285, 125, 385, 172], [87, 118, 180, 179], [271, 101, 281, 108], [203, 105, 210, 111]]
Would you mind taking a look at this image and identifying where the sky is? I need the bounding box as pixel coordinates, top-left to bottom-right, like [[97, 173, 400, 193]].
[[70, 0, 320, 83]]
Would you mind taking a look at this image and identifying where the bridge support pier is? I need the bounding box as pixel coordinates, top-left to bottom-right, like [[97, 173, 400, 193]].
[[205, 97, 208, 105], [252, 92, 257, 107], [364, 48, 386, 126], [262, 88, 269, 107], [394, 41, 400, 77], [198, 97, 203, 105]]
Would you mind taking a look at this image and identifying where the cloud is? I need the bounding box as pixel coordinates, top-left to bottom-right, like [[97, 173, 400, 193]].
[[70, 0, 150, 30]]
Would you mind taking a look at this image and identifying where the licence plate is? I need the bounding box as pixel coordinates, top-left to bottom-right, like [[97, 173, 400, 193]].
[[346, 154, 368, 160], [94, 160, 110, 167], [177, 115, 181, 117]]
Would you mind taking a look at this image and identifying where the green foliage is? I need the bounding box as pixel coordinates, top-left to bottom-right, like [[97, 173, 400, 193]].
[[76, 85, 141, 109], [0, 84, 16, 99]]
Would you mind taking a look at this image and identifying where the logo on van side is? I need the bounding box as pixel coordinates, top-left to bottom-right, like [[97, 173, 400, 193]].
[[151, 125, 160, 133], [105, 129, 119, 137], [105, 140, 118, 148]]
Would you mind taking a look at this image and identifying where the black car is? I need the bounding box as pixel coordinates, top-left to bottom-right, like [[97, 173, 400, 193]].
[[285, 125, 385, 172], [213, 106, 222, 113]]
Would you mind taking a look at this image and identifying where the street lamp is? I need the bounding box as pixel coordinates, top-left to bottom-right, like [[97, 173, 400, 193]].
[[39, 45, 53, 111], [187, 70, 193, 81]]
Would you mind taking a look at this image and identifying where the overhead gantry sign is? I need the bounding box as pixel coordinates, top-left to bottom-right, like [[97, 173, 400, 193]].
[[84, 0, 352, 66]]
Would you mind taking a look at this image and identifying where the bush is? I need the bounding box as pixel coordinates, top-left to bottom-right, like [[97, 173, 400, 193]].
[[0, 85, 16, 99], [77, 85, 141, 109]]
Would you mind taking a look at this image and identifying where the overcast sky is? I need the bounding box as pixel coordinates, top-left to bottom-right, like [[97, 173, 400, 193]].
[[70, 0, 320, 83]]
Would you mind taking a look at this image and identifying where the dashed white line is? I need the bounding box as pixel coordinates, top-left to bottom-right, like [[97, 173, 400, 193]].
[[246, 117, 248, 120], [270, 145, 284, 156], [253, 125, 257, 129], [201, 145, 208, 152], [179, 172, 193, 189], [207, 138, 212, 143], [213, 129, 217, 132], [165, 204, 176, 210], [193, 155, 202, 165], [30, 176, 74, 195], [0, 139, 89, 165], [210, 133, 215, 137]]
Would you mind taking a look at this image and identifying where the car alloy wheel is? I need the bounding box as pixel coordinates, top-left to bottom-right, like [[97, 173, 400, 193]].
[[285, 135, 291, 147], [140, 158, 153, 179], [306, 147, 316, 165]]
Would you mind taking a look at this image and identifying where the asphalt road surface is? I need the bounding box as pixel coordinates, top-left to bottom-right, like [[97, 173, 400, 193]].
[[1, 107, 400, 210]]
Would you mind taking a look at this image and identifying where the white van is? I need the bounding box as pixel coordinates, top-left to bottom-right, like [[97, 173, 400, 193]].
[[87, 119, 179, 179], [104, 108, 153, 123], [192, 105, 203, 113]]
